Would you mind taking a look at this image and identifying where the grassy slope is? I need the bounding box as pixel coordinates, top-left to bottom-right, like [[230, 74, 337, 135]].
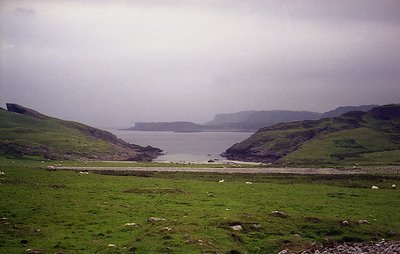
[[0, 108, 160, 161], [1, 164, 400, 254], [224, 105, 400, 167]]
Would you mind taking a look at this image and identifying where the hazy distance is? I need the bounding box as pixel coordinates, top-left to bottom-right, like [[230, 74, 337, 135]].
[[1, 0, 400, 127]]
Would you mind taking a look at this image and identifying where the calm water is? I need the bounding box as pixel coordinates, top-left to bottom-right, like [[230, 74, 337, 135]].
[[109, 130, 253, 163]]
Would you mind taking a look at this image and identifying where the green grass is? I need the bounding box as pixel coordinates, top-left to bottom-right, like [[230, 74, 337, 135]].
[[1, 162, 400, 253], [283, 128, 400, 166], [0, 154, 263, 169], [226, 105, 400, 167], [0, 108, 160, 161]]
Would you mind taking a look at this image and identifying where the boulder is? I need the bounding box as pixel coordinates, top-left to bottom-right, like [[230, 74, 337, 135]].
[[271, 210, 288, 218], [147, 217, 166, 223]]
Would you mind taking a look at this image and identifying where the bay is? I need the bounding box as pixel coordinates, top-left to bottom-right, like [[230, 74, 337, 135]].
[[109, 130, 253, 163]]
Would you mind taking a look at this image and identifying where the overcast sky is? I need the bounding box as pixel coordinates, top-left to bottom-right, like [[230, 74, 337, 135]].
[[1, 0, 400, 127]]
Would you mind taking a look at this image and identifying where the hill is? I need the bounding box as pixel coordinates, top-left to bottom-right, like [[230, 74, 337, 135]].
[[206, 105, 378, 131], [207, 110, 321, 125], [124, 105, 377, 132], [321, 105, 378, 118], [0, 104, 162, 161], [223, 104, 400, 166]]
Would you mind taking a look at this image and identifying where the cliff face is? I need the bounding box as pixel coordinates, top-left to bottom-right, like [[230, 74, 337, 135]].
[[1, 104, 162, 161], [223, 104, 400, 166]]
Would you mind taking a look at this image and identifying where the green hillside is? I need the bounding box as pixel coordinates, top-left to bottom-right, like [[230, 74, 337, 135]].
[[0, 104, 161, 161], [223, 104, 400, 167]]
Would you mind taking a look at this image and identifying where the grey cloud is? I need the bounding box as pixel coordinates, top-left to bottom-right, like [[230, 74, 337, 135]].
[[0, 0, 399, 127]]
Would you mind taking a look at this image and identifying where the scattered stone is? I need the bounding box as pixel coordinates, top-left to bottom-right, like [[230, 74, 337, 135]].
[[147, 217, 166, 223], [271, 210, 288, 218], [245, 182, 252, 184], [371, 185, 379, 190], [251, 223, 262, 229], [230, 225, 243, 231], [392, 184, 397, 189], [46, 166, 56, 171], [26, 249, 45, 254], [298, 240, 400, 254], [161, 226, 172, 231], [207, 192, 215, 197], [278, 249, 292, 254], [124, 222, 139, 227], [0, 171, 5, 175], [108, 244, 116, 247], [341, 220, 351, 226], [226, 208, 231, 211], [358, 219, 370, 225], [218, 179, 224, 183]]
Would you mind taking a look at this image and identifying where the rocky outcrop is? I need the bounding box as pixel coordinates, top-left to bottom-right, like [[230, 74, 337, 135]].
[[6, 103, 47, 119]]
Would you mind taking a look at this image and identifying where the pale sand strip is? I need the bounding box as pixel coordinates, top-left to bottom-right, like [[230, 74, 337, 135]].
[[56, 166, 366, 175]]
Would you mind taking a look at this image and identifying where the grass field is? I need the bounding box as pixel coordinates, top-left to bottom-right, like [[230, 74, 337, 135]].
[[1, 159, 400, 253]]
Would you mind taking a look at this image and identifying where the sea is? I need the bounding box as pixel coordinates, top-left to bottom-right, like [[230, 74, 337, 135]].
[[109, 130, 254, 163]]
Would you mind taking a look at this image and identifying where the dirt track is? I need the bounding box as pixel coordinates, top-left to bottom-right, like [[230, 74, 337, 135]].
[[56, 166, 368, 175]]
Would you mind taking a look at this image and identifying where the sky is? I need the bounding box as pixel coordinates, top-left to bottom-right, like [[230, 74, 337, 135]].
[[1, 0, 400, 127]]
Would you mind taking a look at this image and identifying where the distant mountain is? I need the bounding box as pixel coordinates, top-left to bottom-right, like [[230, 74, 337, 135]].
[[206, 110, 321, 125], [0, 104, 162, 161], [206, 110, 321, 131], [124, 105, 381, 133], [321, 105, 378, 118], [222, 104, 400, 166]]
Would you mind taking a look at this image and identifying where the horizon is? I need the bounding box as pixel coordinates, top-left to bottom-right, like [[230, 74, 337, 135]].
[[1, 0, 400, 127]]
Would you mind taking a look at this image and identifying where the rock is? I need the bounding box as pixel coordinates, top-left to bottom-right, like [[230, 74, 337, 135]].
[[358, 219, 370, 225], [46, 166, 56, 171], [124, 222, 139, 227], [392, 184, 396, 189], [26, 249, 45, 254], [278, 249, 292, 254], [218, 179, 224, 183], [230, 225, 243, 231], [0, 171, 5, 175], [271, 210, 288, 218], [245, 182, 252, 184], [299, 240, 400, 253], [108, 244, 116, 247], [341, 220, 350, 226], [251, 223, 262, 229], [147, 217, 166, 223], [161, 226, 172, 231], [371, 185, 379, 189]]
